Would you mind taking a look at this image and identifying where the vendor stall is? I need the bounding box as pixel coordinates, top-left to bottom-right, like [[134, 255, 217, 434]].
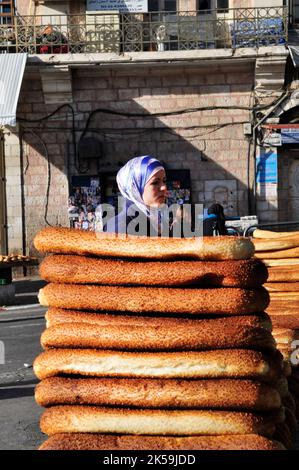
[[0, 255, 38, 305]]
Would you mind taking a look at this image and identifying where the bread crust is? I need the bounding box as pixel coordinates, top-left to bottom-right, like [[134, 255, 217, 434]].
[[39, 405, 284, 437], [34, 227, 254, 260], [252, 238, 299, 252], [267, 301, 299, 316], [270, 292, 299, 301], [256, 248, 299, 259], [253, 229, 299, 239], [38, 433, 286, 450], [263, 259, 299, 267], [268, 313, 299, 330], [45, 308, 272, 331], [35, 376, 281, 410], [33, 348, 283, 381], [41, 319, 275, 351], [40, 255, 268, 288], [265, 282, 299, 292], [267, 266, 299, 282], [272, 329, 299, 344], [38, 283, 270, 315]]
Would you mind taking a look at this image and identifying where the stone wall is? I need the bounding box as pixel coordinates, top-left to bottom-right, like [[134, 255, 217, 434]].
[[69, 62, 254, 218], [5, 60, 254, 264]]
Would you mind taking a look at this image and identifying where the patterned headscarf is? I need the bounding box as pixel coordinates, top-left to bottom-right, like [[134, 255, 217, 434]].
[[117, 156, 165, 215]]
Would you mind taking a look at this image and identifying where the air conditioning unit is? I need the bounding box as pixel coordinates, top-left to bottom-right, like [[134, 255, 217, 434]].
[[85, 10, 120, 53]]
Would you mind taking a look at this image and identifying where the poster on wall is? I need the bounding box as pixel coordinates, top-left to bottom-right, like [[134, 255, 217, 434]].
[[68, 176, 103, 231], [256, 147, 278, 184], [166, 170, 191, 205], [87, 0, 148, 13]]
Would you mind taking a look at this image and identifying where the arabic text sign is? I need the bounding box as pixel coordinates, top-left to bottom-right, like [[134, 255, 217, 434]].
[[87, 0, 148, 13], [281, 128, 299, 144]]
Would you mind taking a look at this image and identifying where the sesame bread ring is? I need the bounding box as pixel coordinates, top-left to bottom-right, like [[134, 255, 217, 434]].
[[267, 266, 299, 282], [33, 349, 283, 381], [38, 283, 270, 316], [34, 227, 254, 261], [45, 308, 272, 331], [39, 405, 284, 437], [40, 255, 267, 288], [35, 377, 281, 410], [38, 433, 286, 451], [40, 319, 275, 351]]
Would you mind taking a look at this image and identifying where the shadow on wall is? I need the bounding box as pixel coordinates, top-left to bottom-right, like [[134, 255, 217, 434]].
[[12, 57, 258, 256]]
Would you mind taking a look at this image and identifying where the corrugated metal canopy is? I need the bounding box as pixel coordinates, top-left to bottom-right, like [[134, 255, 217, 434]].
[[289, 46, 299, 68], [0, 53, 27, 127]]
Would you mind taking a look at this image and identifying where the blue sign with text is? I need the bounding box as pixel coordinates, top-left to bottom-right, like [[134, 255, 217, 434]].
[[256, 148, 278, 183], [281, 128, 299, 144]]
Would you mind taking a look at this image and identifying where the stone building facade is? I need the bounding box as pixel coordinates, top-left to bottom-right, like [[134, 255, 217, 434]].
[[0, 0, 295, 273]]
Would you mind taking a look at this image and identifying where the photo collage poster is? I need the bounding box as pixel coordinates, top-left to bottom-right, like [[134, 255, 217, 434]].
[[69, 176, 103, 231], [166, 169, 191, 205]]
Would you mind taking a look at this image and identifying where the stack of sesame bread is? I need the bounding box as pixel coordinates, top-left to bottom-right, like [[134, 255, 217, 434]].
[[33, 227, 294, 450], [252, 229, 299, 427]]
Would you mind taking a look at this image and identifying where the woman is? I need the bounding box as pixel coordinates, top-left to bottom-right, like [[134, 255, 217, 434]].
[[104, 156, 168, 236]]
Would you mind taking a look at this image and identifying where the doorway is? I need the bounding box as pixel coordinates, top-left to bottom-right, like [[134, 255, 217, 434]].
[[293, 0, 299, 23], [277, 147, 299, 221], [289, 156, 299, 220]]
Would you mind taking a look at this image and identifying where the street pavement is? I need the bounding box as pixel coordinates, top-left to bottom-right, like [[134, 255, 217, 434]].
[[0, 278, 46, 450], [0, 278, 298, 451]]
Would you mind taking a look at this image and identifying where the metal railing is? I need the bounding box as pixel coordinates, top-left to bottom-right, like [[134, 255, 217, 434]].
[[0, 7, 288, 55]]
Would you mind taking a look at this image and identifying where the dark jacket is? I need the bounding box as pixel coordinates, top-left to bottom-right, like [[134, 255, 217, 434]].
[[104, 204, 159, 236]]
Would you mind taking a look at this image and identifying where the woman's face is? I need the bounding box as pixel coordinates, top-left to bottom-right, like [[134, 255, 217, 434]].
[[142, 169, 167, 208]]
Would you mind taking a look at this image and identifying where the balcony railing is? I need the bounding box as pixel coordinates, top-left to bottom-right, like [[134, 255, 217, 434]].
[[0, 7, 288, 55]]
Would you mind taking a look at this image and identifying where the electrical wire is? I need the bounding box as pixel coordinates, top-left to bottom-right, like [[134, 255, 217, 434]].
[[18, 103, 78, 172], [20, 128, 52, 226], [15, 89, 288, 222]]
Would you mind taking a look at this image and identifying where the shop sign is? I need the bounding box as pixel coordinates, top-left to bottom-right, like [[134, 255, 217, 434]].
[[256, 147, 278, 184], [281, 128, 299, 144], [87, 0, 148, 12], [256, 182, 277, 199], [263, 132, 282, 147]]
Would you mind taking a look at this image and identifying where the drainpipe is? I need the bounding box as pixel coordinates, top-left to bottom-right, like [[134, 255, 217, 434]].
[[0, 131, 7, 255], [19, 127, 27, 277]]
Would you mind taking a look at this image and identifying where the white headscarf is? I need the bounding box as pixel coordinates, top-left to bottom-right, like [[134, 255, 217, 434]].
[[116, 155, 166, 234]]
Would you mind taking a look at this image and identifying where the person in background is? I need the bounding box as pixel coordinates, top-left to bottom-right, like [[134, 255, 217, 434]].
[[104, 155, 168, 236], [207, 203, 228, 235]]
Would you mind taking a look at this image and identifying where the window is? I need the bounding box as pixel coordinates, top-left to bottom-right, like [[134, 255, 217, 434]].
[[0, 1, 14, 25], [148, 0, 177, 12], [217, 0, 228, 12], [198, 1, 229, 12], [198, 0, 211, 10]]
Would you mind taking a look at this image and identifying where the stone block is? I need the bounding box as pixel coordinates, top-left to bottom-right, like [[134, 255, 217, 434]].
[[200, 85, 231, 94], [145, 77, 162, 87], [118, 88, 139, 100], [112, 77, 129, 88], [256, 200, 269, 211], [129, 77, 147, 88]]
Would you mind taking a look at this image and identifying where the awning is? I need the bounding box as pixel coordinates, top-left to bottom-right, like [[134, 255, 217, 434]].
[[0, 53, 27, 127], [288, 45, 299, 68]]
